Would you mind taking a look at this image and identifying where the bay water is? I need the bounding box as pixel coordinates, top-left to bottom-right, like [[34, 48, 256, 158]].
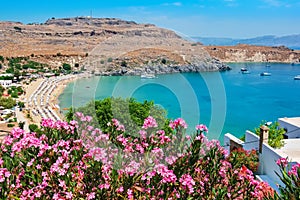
[[58, 63, 300, 142]]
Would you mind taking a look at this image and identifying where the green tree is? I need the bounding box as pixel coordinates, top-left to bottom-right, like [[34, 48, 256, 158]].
[[22, 64, 29, 70], [67, 97, 171, 135], [29, 124, 38, 132], [0, 85, 4, 96], [62, 63, 71, 71], [18, 101, 25, 108], [254, 121, 285, 148], [241, 121, 286, 148], [11, 92, 18, 98], [6, 67, 14, 74], [121, 60, 127, 67], [0, 97, 16, 109], [18, 121, 25, 129], [16, 86, 23, 93], [14, 69, 21, 81], [0, 55, 4, 62], [15, 64, 22, 70], [65, 107, 74, 122]]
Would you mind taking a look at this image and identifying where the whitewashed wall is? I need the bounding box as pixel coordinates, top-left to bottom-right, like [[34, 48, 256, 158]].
[[278, 118, 300, 138]]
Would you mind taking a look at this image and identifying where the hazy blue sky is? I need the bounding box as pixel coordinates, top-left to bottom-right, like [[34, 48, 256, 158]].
[[1, 0, 300, 38]]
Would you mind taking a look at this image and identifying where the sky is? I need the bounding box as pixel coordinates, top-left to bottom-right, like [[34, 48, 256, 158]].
[[1, 0, 300, 38]]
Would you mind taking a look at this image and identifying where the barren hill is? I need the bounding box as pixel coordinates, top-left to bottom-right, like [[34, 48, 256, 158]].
[[0, 17, 229, 75], [203, 44, 300, 63]]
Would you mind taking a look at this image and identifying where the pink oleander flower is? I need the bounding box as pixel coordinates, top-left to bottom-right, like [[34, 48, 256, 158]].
[[276, 157, 288, 167], [154, 164, 177, 183], [179, 174, 195, 194], [41, 118, 55, 128], [87, 192, 96, 200], [288, 163, 300, 176], [11, 127, 25, 139], [124, 161, 141, 176], [165, 156, 177, 165], [66, 192, 73, 199], [111, 119, 125, 132], [59, 179, 66, 189], [195, 124, 208, 133], [169, 118, 187, 130], [142, 116, 158, 129], [75, 112, 84, 118], [139, 130, 147, 139], [127, 189, 133, 199], [116, 186, 124, 193], [0, 168, 11, 182], [53, 193, 60, 200], [85, 115, 92, 122]]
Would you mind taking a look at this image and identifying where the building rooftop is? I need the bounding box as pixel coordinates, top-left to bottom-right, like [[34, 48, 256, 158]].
[[279, 117, 300, 128], [274, 138, 300, 163]]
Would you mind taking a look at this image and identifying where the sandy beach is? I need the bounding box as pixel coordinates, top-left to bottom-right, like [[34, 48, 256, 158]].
[[22, 74, 83, 125]]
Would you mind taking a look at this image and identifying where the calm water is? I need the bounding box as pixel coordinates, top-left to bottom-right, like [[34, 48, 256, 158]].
[[59, 63, 300, 142]]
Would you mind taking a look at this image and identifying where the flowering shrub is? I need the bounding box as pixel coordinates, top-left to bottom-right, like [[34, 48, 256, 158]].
[[227, 148, 259, 172], [0, 114, 275, 199], [276, 158, 300, 199]]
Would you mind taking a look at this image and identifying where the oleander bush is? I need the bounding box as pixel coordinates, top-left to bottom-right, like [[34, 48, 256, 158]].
[[0, 113, 276, 199], [227, 148, 259, 172], [276, 158, 300, 200]]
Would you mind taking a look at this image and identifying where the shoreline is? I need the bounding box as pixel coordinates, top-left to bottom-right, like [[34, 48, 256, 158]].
[[22, 73, 89, 125], [49, 77, 77, 120]]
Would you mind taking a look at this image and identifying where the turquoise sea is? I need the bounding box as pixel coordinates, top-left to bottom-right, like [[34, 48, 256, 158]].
[[58, 63, 300, 142]]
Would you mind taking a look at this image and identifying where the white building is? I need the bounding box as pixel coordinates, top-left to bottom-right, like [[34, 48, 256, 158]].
[[224, 117, 300, 192], [278, 117, 300, 138], [0, 80, 12, 88], [0, 73, 14, 88]]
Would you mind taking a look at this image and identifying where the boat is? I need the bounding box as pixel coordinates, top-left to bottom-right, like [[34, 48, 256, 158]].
[[260, 72, 271, 76], [241, 68, 248, 72], [242, 70, 250, 74], [294, 75, 300, 80], [141, 73, 156, 79]]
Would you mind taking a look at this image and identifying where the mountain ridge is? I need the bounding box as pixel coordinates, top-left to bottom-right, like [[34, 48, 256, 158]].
[[192, 34, 300, 49]]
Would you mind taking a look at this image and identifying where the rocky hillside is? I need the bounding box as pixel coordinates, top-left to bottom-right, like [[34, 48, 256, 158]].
[[203, 44, 300, 63], [0, 17, 229, 75]]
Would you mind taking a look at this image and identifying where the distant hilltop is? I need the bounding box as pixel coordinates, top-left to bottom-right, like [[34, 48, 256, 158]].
[[44, 17, 139, 26], [0, 17, 229, 75], [193, 35, 300, 50]]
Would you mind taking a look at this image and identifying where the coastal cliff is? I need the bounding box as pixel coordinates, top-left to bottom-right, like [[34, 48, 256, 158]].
[[0, 17, 229, 75], [203, 44, 300, 63]]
